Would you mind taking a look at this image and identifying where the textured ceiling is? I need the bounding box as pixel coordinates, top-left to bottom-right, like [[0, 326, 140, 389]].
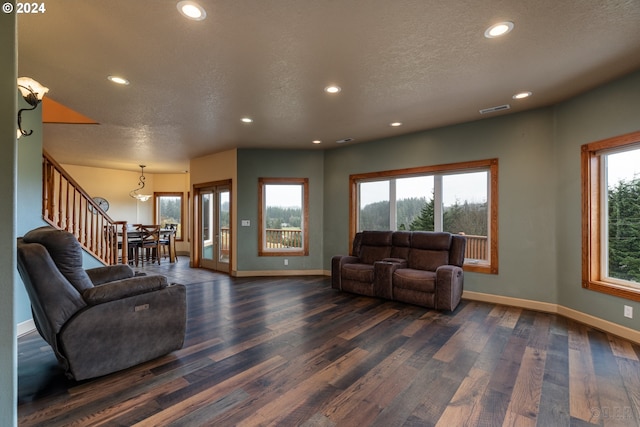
[[17, 0, 640, 173]]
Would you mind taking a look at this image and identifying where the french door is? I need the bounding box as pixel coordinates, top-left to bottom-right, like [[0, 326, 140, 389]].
[[196, 182, 230, 273]]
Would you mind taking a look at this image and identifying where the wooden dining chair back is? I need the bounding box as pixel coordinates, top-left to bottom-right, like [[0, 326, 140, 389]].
[[136, 225, 161, 266]]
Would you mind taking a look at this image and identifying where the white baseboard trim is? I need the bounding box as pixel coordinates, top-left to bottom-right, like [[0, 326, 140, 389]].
[[17, 319, 36, 338], [463, 290, 640, 344]]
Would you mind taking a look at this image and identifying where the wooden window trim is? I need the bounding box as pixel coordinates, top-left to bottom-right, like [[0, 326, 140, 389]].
[[153, 192, 184, 241], [582, 130, 640, 302], [258, 177, 309, 256], [349, 158, 498, 274]]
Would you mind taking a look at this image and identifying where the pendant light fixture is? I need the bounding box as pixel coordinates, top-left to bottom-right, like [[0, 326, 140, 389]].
[[129, 165, 152, 202]]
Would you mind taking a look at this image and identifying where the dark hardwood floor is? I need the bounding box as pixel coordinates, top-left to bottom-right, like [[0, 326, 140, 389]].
[[17, 258, 640, 426]]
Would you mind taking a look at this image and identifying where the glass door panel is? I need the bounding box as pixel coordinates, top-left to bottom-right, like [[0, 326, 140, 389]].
[[217, 187, 230, 270]]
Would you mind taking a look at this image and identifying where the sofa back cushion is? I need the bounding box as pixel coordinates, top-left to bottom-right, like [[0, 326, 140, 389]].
[[390, 231, 412, 259], [23, 226, 95, 292], [17, 239, 87, 339], [408, 232, 452, 271], [359, 231, 392, 264]]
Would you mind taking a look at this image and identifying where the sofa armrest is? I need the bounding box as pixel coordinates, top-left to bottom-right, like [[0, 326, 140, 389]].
[[435, 265, 464, 311], [86, 264, 134, 285], [60, 284, 186, 380], [82, 274, 168, 305], [331, 255, 360, 290], [373, 261, 403, 300]]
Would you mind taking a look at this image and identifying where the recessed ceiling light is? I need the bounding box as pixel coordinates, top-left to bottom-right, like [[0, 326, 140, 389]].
[[241, 117, 253, 123], [324, 85, 341, 94], [484, 21, 514, 38], [177, 1, 206, 21], [312, 140, 322, 144], [512, 91, 532, 99], [107, 75, 129, 85], [390, 122, 403, 127]]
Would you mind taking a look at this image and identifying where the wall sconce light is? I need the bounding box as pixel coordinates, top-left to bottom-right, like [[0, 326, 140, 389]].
[[129, 165, 152, 202], [17, 77, 49, 139]]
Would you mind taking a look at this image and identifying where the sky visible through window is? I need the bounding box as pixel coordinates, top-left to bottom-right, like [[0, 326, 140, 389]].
[[360, 172, 487, 207], [607, 148, 640, 187], [266, 184, 301, 208]]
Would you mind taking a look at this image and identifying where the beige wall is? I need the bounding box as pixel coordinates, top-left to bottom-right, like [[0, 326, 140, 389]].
[[61, 164, 191, 254]]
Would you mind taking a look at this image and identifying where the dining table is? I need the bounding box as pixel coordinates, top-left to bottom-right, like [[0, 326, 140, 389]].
[[119, 226, 177, 265]]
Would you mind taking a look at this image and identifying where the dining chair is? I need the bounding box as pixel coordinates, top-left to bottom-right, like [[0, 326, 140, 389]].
[[135, 225, 161, 266]]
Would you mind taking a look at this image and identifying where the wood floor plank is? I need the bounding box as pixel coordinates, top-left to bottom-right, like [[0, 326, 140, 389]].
[[132, 355, 287, 426], [435, 367, 492, 427], [16, 259, 640, 426], [501, 346, 546, 426], [235, 348, 370, 426], [609, 335, 640, 361], [337, 307, 399, 340], [568, 325, 601, 424]]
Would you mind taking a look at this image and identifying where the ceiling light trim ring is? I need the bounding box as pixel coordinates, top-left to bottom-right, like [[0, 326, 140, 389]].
[[177, 1, 207, 21], [484, 21, 514, 38]]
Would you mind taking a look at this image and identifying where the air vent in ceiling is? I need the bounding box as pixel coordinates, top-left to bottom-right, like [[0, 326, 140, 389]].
[[336, 137, 355, 144], [479, 104, 511, 115]]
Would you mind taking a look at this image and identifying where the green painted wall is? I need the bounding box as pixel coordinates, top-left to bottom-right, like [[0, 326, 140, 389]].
[[1, 5, 17, 426], [236, 149, 324, 272], [323, 108, 558, 304], [554, 71, 640, 328], [15, 87, 45, 324], [322, 69, 640, 331]]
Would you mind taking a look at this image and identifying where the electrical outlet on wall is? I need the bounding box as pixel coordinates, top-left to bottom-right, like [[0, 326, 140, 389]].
[[624, 305, 633, 319], [284, 259, 288, 266]]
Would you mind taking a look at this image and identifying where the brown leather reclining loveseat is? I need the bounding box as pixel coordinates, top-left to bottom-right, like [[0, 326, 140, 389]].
[[331, 230, 466, 311]]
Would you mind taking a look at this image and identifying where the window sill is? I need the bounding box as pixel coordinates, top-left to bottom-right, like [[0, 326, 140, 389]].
[[583, 280, 640, 302]]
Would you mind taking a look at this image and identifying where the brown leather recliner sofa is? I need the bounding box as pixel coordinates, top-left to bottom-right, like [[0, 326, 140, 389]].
[[331, 230, 466, 311]]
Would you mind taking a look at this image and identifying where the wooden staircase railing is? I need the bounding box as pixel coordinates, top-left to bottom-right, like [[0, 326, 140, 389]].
[[42, 151, 127, 265]]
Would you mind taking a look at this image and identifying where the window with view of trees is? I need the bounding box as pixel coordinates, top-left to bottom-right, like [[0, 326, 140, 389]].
[[154, 193, 183, 240], [351, 159, 498, 274], [258, 178, 309, 256], [582, 131, 640, 301]]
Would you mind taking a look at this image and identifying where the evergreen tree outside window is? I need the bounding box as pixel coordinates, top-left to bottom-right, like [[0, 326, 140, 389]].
[[603, 148, 640, 286], [154, 193, 183, 240], [258, 178, 309, 256]]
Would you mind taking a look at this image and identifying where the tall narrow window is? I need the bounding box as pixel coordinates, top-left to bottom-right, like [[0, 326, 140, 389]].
[[583, 131, 640, 300], [259, 178, 309, 256], [154, 193, 183, 240], [351, 159, 498, 274]]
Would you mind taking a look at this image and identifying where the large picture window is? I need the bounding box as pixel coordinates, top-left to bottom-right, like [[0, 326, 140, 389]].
[[259, 178, 309, 256], [350, 159, 498, 274], [154, 192, 183, 240], [582, 130, 640, 301]]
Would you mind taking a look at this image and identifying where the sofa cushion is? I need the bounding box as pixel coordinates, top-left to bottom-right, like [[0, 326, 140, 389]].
[[410, 231, 452, 251], [408, 248, 449, 271], [358, 231, 393, 264], [360, 245, 392, 265], [342, 263, 375, 283], [390, 231, 411, 259], [393, 268, 436, 293], [23, 226, 94, 292], [361, 230, 393, 246]]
